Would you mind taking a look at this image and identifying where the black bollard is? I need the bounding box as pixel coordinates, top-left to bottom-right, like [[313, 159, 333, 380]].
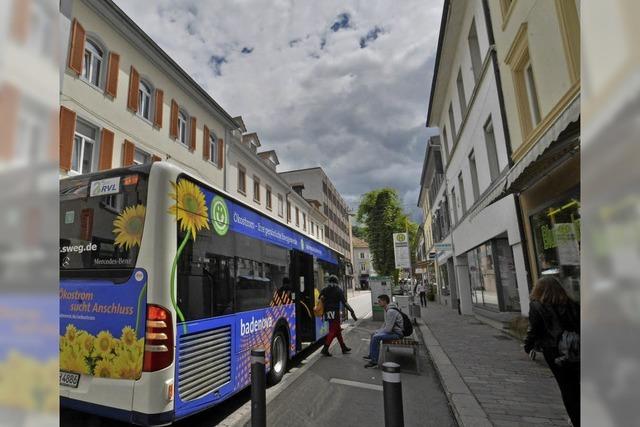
[[251, 348, 266, 427], [382, 362, 404, 427]]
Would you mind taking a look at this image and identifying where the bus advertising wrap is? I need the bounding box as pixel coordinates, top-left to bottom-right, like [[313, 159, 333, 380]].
[[59, 269, 147, 380], [201, 184, 338, 265]]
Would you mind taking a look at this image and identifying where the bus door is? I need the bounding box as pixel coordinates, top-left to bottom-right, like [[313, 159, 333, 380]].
[[290, 250, 315, 347]]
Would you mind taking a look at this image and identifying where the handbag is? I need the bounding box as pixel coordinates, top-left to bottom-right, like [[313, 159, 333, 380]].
[[313, 297, 324, 317]]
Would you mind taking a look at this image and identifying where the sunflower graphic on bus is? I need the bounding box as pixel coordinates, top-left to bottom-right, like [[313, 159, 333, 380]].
[[168, 179, 211, 333], [112, 204, 146, 250]]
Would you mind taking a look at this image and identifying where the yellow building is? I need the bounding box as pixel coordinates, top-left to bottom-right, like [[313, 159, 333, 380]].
[[487, 0, 580, 300]]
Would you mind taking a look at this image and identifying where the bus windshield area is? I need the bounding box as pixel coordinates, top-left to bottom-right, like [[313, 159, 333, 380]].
[[59, 172, 149, 281]]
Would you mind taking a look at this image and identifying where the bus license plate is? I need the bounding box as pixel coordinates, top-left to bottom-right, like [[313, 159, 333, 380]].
[[60, 371, 81, 388]]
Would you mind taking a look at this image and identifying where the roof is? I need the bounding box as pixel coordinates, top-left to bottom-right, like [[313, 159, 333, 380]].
[[233, 116, 247, 133], [425, 0, 451, 127], [258, 150, 280, 165], [352, 236, 369, 248], [242, 133, 261, 147], [92, 0, 240, 130]]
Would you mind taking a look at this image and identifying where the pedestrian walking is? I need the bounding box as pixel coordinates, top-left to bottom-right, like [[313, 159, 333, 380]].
[[319, 275, 358, 356], [363, 294, 404, 368], [524, 276, 580, 426], [416, 282, 427, 307]]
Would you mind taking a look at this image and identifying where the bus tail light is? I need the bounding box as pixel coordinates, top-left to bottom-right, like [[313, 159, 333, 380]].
[[143, 304, 174, 372]]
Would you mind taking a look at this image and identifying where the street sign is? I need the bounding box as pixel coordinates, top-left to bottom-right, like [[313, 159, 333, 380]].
[[393, 233, 411, 269], [434, 242, 452, 251]]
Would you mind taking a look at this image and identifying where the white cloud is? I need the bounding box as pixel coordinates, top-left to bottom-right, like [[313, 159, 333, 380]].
[[114, 0, 444, 221]]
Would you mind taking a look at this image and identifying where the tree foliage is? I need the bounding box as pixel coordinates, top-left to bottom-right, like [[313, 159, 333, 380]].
[[356, 188, 419, 276]]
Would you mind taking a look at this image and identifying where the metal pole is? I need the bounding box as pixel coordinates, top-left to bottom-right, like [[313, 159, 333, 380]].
[[251, 348, 266, 427], [382, 362, 404, 427]]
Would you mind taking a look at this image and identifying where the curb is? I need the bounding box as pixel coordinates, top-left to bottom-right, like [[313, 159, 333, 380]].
[[415, 318, 492, 427], [226, 316, 368, 427]]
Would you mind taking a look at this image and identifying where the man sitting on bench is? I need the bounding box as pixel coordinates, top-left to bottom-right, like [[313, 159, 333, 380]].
[[364, 294, 403, 368]]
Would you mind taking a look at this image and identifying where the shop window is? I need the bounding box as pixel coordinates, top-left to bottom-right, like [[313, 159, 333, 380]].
[[529, 190, 580, 302]]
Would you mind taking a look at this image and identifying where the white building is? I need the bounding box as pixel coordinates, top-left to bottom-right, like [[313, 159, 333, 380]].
[[59, 0, 239, 187], [352, 236, 376, 287], [225, 126, 328, 242], [425, 0, 530, 320]]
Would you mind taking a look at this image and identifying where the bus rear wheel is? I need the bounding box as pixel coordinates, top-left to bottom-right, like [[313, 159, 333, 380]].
[[267, 329, 288, 385]]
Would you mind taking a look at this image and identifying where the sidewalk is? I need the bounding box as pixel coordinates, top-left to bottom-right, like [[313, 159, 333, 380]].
[[418, 303, 570, 426], [238, 318, 456, 427]]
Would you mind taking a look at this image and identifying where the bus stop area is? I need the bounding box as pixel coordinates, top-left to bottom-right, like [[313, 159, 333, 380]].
[[229, 316, 456, 427]]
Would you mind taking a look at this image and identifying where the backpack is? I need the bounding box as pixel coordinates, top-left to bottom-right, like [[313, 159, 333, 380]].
[[390, 308, 413, 337]]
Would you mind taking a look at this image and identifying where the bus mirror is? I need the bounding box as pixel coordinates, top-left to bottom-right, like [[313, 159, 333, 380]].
[[299, 277, 305, 292]]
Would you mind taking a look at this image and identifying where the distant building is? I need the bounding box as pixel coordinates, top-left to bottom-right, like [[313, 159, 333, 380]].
[[352, 236, 376, 288]]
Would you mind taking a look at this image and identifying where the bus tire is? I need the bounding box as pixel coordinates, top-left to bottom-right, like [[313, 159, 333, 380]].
[[267, 329, 288, 385]]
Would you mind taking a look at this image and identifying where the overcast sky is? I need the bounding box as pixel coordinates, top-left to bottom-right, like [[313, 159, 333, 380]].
[[114, 0, 443, 221]]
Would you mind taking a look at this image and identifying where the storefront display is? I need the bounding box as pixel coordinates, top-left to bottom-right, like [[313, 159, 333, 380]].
[[529, 188, 580, 301]]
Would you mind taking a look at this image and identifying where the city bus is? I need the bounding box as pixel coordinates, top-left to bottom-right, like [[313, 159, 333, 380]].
[[59, 162, 347, 425]]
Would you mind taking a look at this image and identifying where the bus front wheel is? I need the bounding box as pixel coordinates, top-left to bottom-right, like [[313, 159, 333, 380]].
[[267, 329, 288, 385]]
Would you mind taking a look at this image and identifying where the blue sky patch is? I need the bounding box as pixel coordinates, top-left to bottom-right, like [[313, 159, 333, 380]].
[[241, 47, 254, 54], [360, 26, 384, 48], [331, 13, 352, 32], [209, 55, 227, 76]]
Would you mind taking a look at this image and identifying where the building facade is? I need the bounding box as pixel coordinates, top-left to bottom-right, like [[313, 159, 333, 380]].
[[352, 236, 376, 288], [487, 0, 581, 302], [279, 168, 352, 258], [424, 0, 530, 319], [59, 0, 239, 186], [225, 127, 327, 242]]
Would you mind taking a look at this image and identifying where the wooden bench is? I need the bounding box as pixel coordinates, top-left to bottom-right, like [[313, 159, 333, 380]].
[[378, 337, 420, 373]]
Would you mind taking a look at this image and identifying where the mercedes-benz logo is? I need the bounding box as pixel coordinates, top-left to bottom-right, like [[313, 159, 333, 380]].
[[62, 256, 70, 268]]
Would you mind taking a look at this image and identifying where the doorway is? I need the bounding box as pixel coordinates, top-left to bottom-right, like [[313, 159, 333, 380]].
[[290, 250, 316, 346]]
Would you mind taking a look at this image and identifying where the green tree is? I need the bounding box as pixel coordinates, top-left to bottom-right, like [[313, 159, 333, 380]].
[[357, 188, 418, 276]]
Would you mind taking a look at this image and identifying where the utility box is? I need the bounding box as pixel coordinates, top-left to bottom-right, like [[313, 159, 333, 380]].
[[369, 276, 393, 321]]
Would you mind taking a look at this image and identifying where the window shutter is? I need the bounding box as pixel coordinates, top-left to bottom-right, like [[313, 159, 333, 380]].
[[153, 89, 164, 128], [127, 66, 140, 112], [122, 140, 135, 166], [217, 138, 224, 169], [10, 0, 30, 43], [189, 117, 197, 152], [169, 99, 178, 139], [105, 52, 120, 98], [67, 19, 85, 76], [0, 85, 20, 161], [49, 109, 58, 161], [151, 154, 162, 162], [59, 106, 76, 171], [203, 125, 210, 160], [98, 128, 114, 170]]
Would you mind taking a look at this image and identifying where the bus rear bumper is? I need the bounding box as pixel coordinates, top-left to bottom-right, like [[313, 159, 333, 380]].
[[61, 397, 175, 426]]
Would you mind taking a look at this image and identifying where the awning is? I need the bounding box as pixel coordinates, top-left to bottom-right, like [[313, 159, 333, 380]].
[[468, 94, 580, 218]]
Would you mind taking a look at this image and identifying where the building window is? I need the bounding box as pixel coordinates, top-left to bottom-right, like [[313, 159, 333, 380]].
[[524, 63, 541, 126], [555, 0, 580, 83], [468, 19, 482, 83], [302, 213, 307, 231], [266, 186, 272, 210], [484, 118, 500, 182], [178, 110, 188, 146], [456, 68, 466, 115], [500, 0, 516, 24], [72, 119, 98, 174], [133, 148, 151, 165], [468, 151, 480, 203], [238, 165, 246, 194], [458, 172, 467, 214], [209, 132, 219, 165], [82, 39, 103, 88], [277, 194, 284, 217], [441, 127, 450, 164], [359, 252, 365, 259], [451, 188, 458, 224], [138, 80, 152, 120], [448, 103, 456, 142], [295, 207, 300, 226], [287, 201, 291, 222], [253, 176, 260, 203]]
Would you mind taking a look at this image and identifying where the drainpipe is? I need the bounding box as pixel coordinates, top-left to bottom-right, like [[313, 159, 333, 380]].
[[481, 0, 533, 295]]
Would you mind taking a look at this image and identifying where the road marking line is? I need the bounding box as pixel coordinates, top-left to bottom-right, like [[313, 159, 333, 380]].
[[329, 378, 383, 391]]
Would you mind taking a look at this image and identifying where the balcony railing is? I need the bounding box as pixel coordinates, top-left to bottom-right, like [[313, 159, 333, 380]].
[[428, 173, 445, 208]]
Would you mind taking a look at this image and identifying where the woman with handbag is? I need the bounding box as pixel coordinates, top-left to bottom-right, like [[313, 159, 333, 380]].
[[318, 275, 358, 356], [524, 276, 580, 426]]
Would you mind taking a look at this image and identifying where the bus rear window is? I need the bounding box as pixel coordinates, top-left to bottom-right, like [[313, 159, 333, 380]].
[[59, 173, 148, 280]]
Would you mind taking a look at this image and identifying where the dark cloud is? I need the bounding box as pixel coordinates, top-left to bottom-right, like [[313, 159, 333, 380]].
[[330, 13, 352, 32], [360, 26, 384, 48], [241, 46, 254, 54]]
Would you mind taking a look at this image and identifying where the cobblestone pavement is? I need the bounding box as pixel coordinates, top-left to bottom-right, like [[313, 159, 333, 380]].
[[421, 303, 570, 426]]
